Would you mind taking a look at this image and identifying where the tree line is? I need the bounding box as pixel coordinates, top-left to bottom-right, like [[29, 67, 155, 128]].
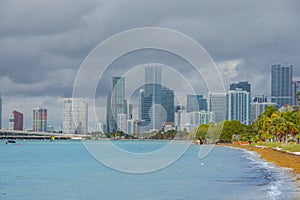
[[194, 92, 300, 144]]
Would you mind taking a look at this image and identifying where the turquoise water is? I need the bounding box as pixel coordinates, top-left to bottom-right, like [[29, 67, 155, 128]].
[[0, 140, 298, 200]]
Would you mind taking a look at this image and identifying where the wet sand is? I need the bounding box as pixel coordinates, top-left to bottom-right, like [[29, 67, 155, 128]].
[[220, 144, 300, 191]]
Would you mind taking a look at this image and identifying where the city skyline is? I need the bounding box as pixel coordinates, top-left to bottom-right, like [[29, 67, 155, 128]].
[[0, 62, 299, 132], [0, 1, 300, 130]]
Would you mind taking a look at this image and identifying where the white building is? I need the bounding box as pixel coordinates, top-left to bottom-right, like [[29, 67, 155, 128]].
[[227, 90, 250, 125], [63, 99, 88, 134], [127, 119, 140, 135], [175, 110, 189, 131], [117, 113, 127, 133], [8, 113, 14, 130], [96, 121, 104, 133], [199, 110, 215, 125]]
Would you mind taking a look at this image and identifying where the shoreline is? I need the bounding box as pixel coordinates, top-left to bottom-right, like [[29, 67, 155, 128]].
[[219, 144, 300, 191]]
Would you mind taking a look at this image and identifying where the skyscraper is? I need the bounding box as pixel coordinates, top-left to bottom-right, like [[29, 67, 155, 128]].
[[227, 89, 250, 124], [141, 65, 163, 132], [161, 86, 174, 123], [63, 99, 88, 134], [186, 95, 207, 112], [208, 93, 227, 123], [117, 113, 127, 133], [230, 81, 251, 93], [33, 107, 47, 132], [271, 64, 293, 107], [9, 110, 23, 131], [229, 81, 251, 123], [292, 80, 300, 105], [107, 77, 126, 133], [139, 89, 144, 121]]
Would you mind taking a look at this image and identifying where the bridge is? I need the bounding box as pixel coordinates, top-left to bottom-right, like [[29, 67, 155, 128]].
[[0, 129, 89, 140]]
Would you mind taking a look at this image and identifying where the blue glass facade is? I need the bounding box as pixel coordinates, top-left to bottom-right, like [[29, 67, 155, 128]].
[[271, 64, 293, 107], [106, 77, 126, 133], [141, 65, 163, 131], [292, 81, 300, 105], [187, 95, 207, 112], [227, 90, 250, 125], [230, 81, 251, 93], [162, 87, 174, 123]]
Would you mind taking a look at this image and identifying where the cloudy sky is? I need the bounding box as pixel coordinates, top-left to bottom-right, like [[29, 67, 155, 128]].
[[0, 0, 299, 130]]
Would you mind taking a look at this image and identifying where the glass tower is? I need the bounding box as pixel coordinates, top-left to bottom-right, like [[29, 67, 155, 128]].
[[292, 81, 300, 105], [227, 90, 250, 125], [208, 93, 227, 123], [107, 77, 126, 133], [271, 64, 293, 107], [227, 81, 251, 124], [186, 95, 207, 112], [230, 81, 251, 93], [141, 65, 162, 132], [161, 86, 174, 123]]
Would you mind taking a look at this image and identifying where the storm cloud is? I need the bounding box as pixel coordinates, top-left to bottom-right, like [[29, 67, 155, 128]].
[[0, 0, 299, 130]]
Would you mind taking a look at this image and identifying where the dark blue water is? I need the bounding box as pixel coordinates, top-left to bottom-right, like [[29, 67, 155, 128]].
[[0, 140, 298, 199]]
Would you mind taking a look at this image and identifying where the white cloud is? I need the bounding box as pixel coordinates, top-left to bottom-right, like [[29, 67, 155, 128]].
[[217, 59, 241, 80]]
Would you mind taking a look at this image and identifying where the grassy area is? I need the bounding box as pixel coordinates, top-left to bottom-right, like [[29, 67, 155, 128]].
[[251, 142, 300, 152], [282, 144, 300, 152], [251, 142, 283, 149]]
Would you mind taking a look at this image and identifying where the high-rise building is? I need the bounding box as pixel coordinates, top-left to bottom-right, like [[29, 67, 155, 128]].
[[63, 99, 88, 134], [292, 81, 300, 105], [8, 114, 13, 130], [227, 89, 250, 124], [175, 110, 214, 132], [33, 107, 47, 132], [253, 95, 268, 103], [8, 110, 23, 130], [271, 64, 293, 107], [127, 119, 140, 135], [251, 95, 277, 122], [229, 81, 251, 123], [141, 65, 163, 132], [208, 93, 227, 123], [175, 110, 191, 132], [161, 86, 174, 123], [199, 111, 215, 125], [125, 100, 133, 120], [230, 81, 251, 93], [139, 89, 144, 121], [106, 77, 126, 133], [117, 113, 127, 133], [0, 93, 2, 129], [96, 121, 104, 133], [187, 95, 207, 112]]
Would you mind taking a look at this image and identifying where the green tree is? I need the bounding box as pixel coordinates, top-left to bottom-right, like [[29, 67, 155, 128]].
[[195, 124, 209, 141]]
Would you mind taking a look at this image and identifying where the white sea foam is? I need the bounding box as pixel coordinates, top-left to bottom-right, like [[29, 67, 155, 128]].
[[223, 146, 295, 199]]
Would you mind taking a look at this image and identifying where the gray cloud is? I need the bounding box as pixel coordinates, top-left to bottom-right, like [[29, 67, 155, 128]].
[[0, 0, 299, 129]]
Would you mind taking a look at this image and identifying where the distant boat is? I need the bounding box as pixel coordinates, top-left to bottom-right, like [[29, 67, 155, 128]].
[[6, 140, 16, 144]]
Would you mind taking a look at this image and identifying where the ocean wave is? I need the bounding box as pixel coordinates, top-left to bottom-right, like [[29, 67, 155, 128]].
[[239, 148, 295, 200]]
